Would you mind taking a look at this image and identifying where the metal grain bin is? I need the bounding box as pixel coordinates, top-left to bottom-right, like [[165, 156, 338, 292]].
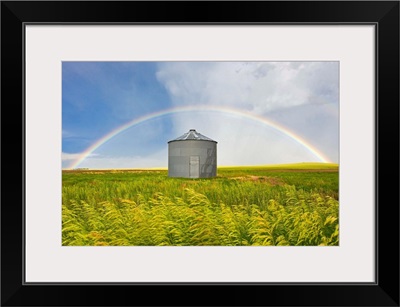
[[168, 129, 217, 178]]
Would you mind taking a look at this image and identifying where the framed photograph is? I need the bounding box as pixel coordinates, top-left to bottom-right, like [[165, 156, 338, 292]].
[[2, 1, 399, 306]]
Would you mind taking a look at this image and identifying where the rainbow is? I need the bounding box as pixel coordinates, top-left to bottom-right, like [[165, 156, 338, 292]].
[[68, 105, 332, 169]]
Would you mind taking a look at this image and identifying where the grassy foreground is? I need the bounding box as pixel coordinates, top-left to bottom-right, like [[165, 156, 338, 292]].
[[62, 163, 339, 246]]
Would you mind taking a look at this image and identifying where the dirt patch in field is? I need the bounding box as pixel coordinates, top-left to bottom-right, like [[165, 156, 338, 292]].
[[230, 176, 284, 185]]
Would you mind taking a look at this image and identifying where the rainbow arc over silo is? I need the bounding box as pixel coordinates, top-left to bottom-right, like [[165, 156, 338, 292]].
[[68, 105, 332, 169]]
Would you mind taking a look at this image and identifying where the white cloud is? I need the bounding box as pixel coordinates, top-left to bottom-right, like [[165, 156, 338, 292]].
[[62, 152, 82, 161], [76, 150, 168, 169], [62, 152, 99, 161], [62, 152, 100, 170], [156, 62, 338, 112], [155, 62, 339, 165]]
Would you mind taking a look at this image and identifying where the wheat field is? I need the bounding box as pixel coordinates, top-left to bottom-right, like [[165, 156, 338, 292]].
[[62, 163, 339, 246]]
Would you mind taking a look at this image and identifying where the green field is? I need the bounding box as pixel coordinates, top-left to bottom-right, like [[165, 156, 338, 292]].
[[62, 163, 339, 246]]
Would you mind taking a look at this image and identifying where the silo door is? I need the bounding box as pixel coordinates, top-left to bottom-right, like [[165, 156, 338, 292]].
[[189, 156, 200, 178]]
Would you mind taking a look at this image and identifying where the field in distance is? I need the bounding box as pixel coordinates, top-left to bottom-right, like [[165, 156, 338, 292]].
[[62, 162, 339, 246]]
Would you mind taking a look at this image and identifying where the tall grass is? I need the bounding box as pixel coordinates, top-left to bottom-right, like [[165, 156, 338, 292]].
[[62, 166, 339, 246]]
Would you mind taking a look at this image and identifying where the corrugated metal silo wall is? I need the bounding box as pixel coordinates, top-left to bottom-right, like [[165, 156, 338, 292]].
[[168, 140, 217, 178]]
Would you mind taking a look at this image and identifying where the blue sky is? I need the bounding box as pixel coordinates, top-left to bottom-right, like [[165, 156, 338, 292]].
[[62, 61, 339, 169]]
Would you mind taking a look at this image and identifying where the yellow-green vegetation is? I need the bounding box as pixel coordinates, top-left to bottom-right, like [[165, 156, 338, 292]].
[[62, 163, 339, 246], [219, 162, 339, 170]]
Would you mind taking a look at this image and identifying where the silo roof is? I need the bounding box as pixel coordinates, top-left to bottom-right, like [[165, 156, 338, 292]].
[[168, 129, 217, 143]]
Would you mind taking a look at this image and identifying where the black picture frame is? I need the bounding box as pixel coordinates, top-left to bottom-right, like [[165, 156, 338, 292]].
[[1, 1, 399, 306]]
